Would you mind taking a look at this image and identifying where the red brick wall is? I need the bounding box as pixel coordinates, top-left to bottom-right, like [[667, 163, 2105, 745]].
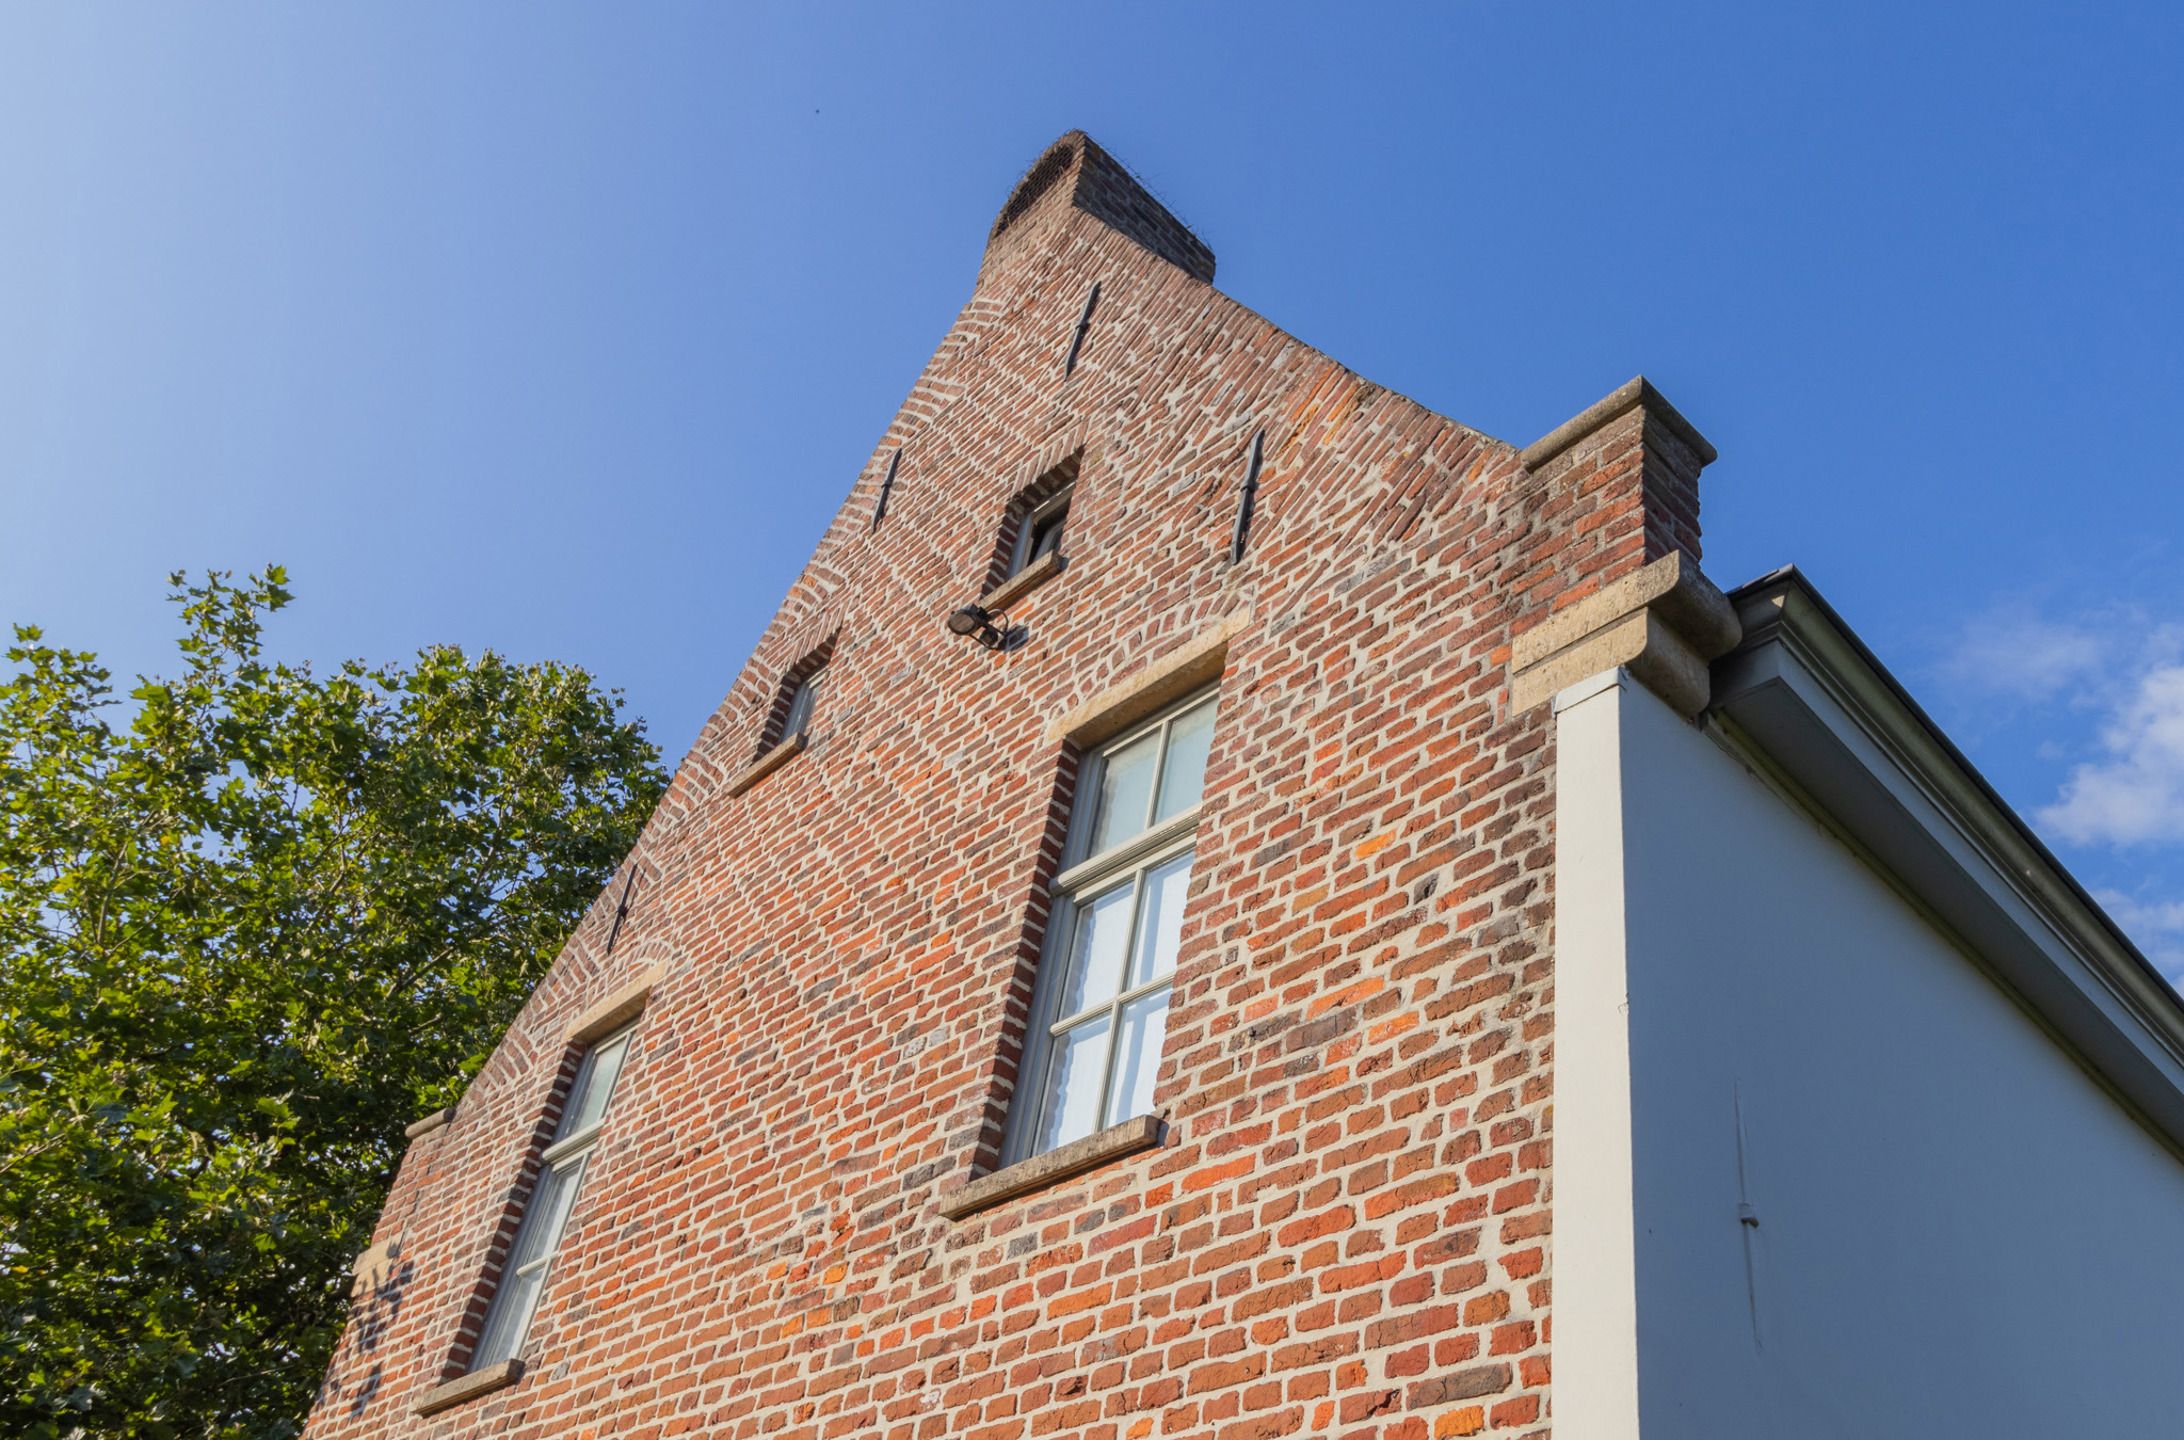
[[309, 133, 1700, 1440]]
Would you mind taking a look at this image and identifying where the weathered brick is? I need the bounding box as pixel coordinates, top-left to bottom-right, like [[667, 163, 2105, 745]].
[[308, 128, 1718, 1440]]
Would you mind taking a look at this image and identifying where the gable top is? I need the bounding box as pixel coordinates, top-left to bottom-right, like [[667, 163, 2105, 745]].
[[982, 131, 1216, 285]]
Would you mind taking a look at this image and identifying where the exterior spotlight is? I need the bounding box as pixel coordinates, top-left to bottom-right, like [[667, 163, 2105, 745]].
[[945, 604, 1007, 650]]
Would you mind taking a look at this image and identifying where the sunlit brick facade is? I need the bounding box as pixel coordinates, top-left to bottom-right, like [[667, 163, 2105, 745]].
[[309, 130, 1728, 1440]]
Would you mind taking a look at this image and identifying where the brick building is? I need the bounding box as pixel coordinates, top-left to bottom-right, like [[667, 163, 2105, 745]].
[[308, 134, 2184, 1439]]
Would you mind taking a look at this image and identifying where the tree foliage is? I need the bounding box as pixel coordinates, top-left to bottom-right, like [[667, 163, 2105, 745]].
[[0, 568, 667, 1437]]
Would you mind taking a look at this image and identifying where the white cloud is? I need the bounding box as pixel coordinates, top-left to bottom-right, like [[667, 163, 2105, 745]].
[[2097, 890, 2184, 937], [1936, 597, 2184, 988], [2093, 888, 2184, 988], [1939, 608, 2113, 703], [2039, 664, 2184, 846]]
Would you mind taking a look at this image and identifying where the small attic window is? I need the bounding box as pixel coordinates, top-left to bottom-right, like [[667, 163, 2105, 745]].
[[1014, 488, 1071, 575], [780, 666, 823, 741], [994, 455, 1082, 585], [991, 141, 1077, 242], [760, 639, 835, 755]]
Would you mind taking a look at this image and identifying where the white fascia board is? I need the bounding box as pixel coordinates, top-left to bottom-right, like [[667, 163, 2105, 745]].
[[1710, 572, 2184, 1152]]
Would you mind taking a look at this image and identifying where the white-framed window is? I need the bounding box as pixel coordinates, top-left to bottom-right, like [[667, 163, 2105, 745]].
[[779, 663, 824, 742], [1007, 689, 1217, 1161], [469, 1025, 635, 1368], [1009, 484, 1073, 576]]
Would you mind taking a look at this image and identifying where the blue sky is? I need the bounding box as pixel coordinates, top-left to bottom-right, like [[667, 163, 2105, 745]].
[[5, 4, 2182, 974]]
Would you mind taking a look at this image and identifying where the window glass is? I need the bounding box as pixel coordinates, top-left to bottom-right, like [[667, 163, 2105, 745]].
[[1057, 880, 1134, 1021], [1027, 500, 1068, 562], [1131, 852, 1192, 988], [781, 667, 823, 740], [1106, 989, 1170, 1128], [471, 1153, 586, 1364], [1089, 731, 1159, 853], [472, 1266, 541, 1366], [558, 1031, 629, 1141], [1154, 699, 1216, 822], [1037, 1014, 1112, 1153], [516, 1159, 584, 1269]]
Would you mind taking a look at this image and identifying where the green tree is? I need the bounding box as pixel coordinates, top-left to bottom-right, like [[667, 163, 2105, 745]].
[[0, 568, 667, 1438]]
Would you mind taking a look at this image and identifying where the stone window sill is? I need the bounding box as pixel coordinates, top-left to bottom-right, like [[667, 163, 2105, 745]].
[[725, 732, 806, 798], [981, 549, 1066, 613], [413, 1359, 524, 1417], [935, 1114, 1164, 1220]]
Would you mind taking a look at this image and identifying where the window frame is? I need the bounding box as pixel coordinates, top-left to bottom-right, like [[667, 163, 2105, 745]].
[[1008, 484, 1073, 577], [467, 1022, 636, 1370], [1004, 689, 1216, 1164], [778, 663, 824, 743]]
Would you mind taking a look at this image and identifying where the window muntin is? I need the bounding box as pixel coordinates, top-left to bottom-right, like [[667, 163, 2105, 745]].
[[779, 665, 824, 742], [1010, 486, 1072, 576], [1011, 691, 1216, 1161], [470, 1026, 633, 1368]]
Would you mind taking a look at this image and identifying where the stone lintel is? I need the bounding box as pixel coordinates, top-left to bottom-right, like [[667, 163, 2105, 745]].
[[1521, 375, 1718, 473], [1510, 553, 1740, 717], [936, 1114, 1166, 1221], [412, 1359, 524, 1417], [570, 965, 664, 1045], [1044, 612, 1249, 748]]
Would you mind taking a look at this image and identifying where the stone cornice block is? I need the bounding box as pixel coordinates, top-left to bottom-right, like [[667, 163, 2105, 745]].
[[349, 1237, 399, 1281], [403, 1104, 457, 1141], [1510, 553, 1740, 717], [1522, 375, 1717, 473]]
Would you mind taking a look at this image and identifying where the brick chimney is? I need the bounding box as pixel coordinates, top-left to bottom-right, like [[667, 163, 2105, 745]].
[[979, 131, 1215, 287]]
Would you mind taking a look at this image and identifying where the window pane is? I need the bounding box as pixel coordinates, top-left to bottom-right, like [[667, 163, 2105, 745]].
[[558, 1035, 629, 1141], [1130, 850, 1193, 988], [1037, 1013, 1112, 1153], [1154, 699, 1216, 822], [1056, 880, 1134, 1021], [1029, 503, 1067, 561], [782, 670, 821, 738], [517, 1155, 586, 1266], [1089, 731, 1159, 854], [472, 1265, 543, 1366], [472, 1153, 585, 1368], [1106, 986, 1170, 1127]]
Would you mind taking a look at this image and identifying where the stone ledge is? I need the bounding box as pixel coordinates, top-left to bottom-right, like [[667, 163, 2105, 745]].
[[724, 732, 807, 798], [1521, 375, 1717, 472], [936, 1114, 1165, 1221], [350, 1237, 399, 1280], [1510, 553, 1740, 718], [403, 1104, 457, 1141], [1043, 613, 1249, 748], [412, 1359, 524, 1417], [981, 549, 1066, 613], [569, 966, 664, 1045]]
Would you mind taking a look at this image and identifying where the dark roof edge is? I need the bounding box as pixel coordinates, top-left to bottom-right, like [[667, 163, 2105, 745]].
[[1713, 566, 2184, 1147]]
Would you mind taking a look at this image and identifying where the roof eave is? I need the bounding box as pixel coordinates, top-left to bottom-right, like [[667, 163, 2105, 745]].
[[1710, 566, 2184, 1150]]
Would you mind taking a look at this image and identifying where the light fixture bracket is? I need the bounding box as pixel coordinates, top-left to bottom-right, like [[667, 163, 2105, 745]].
[[945, 603, 1008, 650]]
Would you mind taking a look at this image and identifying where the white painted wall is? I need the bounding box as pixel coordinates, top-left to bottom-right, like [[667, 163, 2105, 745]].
[[1587, 676, 2184, 1436]]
